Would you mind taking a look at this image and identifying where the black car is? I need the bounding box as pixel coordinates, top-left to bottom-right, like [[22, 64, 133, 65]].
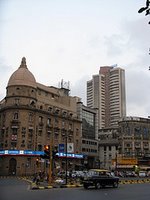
[[82, 169, 119, 189]]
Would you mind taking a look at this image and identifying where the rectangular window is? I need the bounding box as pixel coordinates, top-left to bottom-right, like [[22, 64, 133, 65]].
[[39, 116, 43, 126], [38, 130, 42, 136], [47, 118, 51, 126], [29, 113, 33, 122], [62, 120, 65, 128], [13, 112, 19, 120], [12, 128, 18, 135], [11, 142, 17, 149], [54, 118, 58, 127], [14, 98, 20, 105], [69, 123, 72, 130]]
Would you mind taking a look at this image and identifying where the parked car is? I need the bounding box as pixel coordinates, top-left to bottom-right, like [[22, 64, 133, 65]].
[[138, 171, 146, 177], [117, 171, 125, 177], [82, 169, 119, 189]]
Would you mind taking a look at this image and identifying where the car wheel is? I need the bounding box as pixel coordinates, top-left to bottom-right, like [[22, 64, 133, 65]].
[[95, 182, 101, 189], [113, 181, 118, 188], [84, 184, 89, 189], [100, 184, 105, 188]]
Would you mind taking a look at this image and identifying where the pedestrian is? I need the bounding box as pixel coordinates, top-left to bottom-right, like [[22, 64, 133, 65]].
[[33, 173, 37, 183], [36, 174, 40, 185]]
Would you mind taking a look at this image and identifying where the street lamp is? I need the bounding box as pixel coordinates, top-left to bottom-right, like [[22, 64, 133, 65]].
[[115, 153, 118, 171], [48, 142, 53, 185], [65, 131, 68, 185]]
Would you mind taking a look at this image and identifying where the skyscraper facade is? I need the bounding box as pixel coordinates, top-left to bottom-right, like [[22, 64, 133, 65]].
[[87, 66, 126, 129]]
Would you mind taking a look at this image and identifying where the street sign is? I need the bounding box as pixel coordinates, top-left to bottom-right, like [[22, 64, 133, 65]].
[[59, 144, 65, 153], [67, 143, 74, 153]]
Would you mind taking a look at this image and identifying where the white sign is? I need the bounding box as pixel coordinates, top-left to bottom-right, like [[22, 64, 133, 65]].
[[67, 143, 74, 153], [4, 150, 8, 154]]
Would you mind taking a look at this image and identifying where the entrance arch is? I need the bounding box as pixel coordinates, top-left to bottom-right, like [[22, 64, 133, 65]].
[[9, 158, 17, 175]]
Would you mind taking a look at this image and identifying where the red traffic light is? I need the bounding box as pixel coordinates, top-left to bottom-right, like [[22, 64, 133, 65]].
[[44, 145, 50, 151], [40, 145, 50, 159]]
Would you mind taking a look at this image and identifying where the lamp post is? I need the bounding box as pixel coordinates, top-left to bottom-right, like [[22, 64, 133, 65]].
[[48, 129, 53, 185], [115, 152, 118, 171], [48, 141, 53, 185], [65, 132, 68, 185]]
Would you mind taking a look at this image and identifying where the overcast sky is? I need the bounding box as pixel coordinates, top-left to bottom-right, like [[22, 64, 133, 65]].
[[0, 0, 150, 118]]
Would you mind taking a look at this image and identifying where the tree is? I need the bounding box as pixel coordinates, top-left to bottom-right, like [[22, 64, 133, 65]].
[[138, 0, 150, 24]]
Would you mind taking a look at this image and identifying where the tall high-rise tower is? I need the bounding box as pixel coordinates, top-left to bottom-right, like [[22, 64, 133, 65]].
[[87, 66, 126, 129]]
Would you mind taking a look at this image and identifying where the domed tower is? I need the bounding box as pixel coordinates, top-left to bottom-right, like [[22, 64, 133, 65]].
[[6, 57, 37, 106]]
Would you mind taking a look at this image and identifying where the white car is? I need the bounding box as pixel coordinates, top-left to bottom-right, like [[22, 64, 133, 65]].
[[139, 171, 146, 177]]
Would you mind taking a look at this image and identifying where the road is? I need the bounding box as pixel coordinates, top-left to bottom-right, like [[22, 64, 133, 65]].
[[0, 177, 150, 200]]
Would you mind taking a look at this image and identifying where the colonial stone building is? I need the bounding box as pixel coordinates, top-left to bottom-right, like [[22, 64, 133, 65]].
[[118, 116, 150, 169], [0, 57, 83, 176], [98, 116, 150, 170]]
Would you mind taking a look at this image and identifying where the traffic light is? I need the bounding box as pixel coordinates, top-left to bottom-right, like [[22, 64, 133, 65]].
[[40, 145, 50, 159]]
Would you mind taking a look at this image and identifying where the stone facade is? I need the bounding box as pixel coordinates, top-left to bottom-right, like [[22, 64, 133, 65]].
[[118, 117, 150, 159], [98, 117, 150, 170]]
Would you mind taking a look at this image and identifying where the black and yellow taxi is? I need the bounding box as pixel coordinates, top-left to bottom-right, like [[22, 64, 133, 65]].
[[82, 169, 119, 189]]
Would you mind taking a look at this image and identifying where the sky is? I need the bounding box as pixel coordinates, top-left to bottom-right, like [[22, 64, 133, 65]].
[[0, 0, 150, 118]]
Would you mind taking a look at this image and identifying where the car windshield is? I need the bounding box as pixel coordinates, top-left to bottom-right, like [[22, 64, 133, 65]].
[[86, 169, 112, 177]]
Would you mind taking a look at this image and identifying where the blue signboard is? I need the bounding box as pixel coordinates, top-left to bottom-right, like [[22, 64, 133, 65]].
[[0, 150, 84, 159], [59, 144, 65, 153], [0, 150, 44, 156], [57, 152, 84, 158]]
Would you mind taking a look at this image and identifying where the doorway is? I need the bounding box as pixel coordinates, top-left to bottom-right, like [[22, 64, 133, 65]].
[[9, 158, 17, 175]]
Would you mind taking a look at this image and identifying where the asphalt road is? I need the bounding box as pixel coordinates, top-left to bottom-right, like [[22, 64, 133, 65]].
[[0, 177, 150, 200]]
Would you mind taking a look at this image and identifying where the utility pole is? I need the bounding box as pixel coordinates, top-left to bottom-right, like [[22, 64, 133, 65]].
[[65, 132, 68, 185], [48, 128, 54, 185], [115, 153, 118, 171], [48, 131, 53, 185]]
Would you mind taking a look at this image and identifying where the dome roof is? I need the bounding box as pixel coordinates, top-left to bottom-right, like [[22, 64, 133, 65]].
[[7, 57, 36, 88]]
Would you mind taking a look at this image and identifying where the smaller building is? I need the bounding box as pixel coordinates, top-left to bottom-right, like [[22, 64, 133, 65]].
[[76, 102, 99, 169], [98, 128, 119, 170]]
